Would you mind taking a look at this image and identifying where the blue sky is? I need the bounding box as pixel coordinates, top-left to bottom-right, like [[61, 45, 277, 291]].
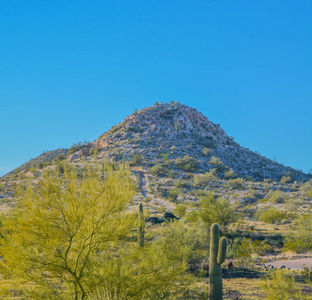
[[0, 0, 311, 176]]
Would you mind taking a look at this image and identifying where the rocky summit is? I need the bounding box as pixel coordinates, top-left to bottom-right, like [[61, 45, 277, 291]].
[[69, 102, 308, 182]]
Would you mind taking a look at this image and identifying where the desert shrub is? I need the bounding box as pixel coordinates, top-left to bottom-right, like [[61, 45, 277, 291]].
[[68, 141, 89, 155], [54, 153, 66, 162], [209, 156, 227, 173], [174, 178, 189, 188], [185, 210, 199, 222], [89, 148, 99, 156], [55, 161, 65, 174], [193, 169, 218, 187], [268, 190, 286, 203], [169, 188, 180, 201], [174, 205, 187, 218], [0, 184, 3, 192], [28, 166, 37, 176], [198, 193, 236, 230], [175, 155, 199, 172], [261, 270, 307, 300], [230, 238, 253, 268], [150, 164, 168, 176], [36, 161, 44, 169], [257, 208, 294, 224], [131, 154, 142, 165], [228, 178, 244, 190], [110, 124, 122, 134], [300, 179, 312, 197], [224, 169, 238, 179], [246, 189, 262, 202], [284, 215, 312, 253], [163, 153, 169, 162], [155, 221, 208, 266], [201, 147, 211, 156]]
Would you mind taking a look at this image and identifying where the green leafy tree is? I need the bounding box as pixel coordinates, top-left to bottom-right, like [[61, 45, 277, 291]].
[[0, 164, 136, 299]]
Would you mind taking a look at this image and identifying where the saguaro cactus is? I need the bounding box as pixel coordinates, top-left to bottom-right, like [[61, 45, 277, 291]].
[[138, 203, 145, 247], [209, 223, 227, 300]]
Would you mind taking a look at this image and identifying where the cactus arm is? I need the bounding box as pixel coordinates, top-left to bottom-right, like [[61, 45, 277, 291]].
[[217, 237, 227, 265]]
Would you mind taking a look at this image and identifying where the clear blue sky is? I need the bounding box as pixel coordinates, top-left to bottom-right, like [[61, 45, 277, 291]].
[[0, 0, 311, 176]]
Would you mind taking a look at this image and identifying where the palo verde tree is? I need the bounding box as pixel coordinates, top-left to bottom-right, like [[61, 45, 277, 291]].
[[0, 163, 136, 299]]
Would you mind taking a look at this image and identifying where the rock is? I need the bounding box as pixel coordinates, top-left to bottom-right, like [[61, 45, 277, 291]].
[[163, 212, 179, 220]]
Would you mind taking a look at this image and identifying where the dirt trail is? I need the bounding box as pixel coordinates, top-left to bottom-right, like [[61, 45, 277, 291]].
[[135, 169, 176, 211]]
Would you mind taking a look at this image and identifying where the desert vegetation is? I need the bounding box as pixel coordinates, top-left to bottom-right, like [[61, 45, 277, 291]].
[[0, 103, 311, 299]]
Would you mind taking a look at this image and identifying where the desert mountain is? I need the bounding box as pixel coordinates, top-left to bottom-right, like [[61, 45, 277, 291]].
[[68, 102, 308, 182]]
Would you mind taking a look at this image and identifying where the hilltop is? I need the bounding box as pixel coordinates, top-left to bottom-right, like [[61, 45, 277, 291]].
[[68, 102, 307, 182]]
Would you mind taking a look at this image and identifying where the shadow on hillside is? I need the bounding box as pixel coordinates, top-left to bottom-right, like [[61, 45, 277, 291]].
[[223, 268, 265, 279]]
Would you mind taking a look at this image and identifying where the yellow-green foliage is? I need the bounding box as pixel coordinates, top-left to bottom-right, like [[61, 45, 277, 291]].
[[150, 163, 168, 176], [0, 164, 137, 299], [174, 204, 187, 218], [300, 179, 312, 197], [228, 238, 274, 267], [198, 193, 236, 230], [228, 178, 244, 190], [201, 147, 211, 156], [284, 215, 312, 253], [258, 208, 294, 224], [193, 169, 218, 187], [268, 190, 286, 203], [224, 169, 238, 179], [175, 155, 199, 172], [261, 270, 308, 300], [209, 156, 227, 172]]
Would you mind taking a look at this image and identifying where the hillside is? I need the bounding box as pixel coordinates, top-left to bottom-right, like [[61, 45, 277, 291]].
[[69, 102, 307, 182], [1, 102, 312, 299]]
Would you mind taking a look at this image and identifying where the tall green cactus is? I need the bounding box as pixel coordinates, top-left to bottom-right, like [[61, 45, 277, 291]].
[[138, 203, 145, 247], [209, 223, 227, 300]]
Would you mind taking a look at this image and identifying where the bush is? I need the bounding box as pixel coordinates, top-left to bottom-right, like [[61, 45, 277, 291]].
[[174, 205, 187, 218], [175, 155, 199, 172], [37, 161, 44, 169], [261, 270, 307, 300], [246, 189, 262, 202], [201, 147, 211, 156], [169, 188, 180, 201], [198, 193, 236, 230], [174, 178, 189, 188], [193, 169, 217, 187], [89, 148, 99, 156], [209, 156, 227, 173], [300, 180, 312, 197], [150, 164, 168, 176], [224, 169, 238, 179], [257, 208, 294, 224], [131, 154, 142, 165], [284, 215, 312, 253], [68, 141, 89, 155], [268, 190, 286, 203], [155, 221, 208, 266], [228, 178, 244, 190]]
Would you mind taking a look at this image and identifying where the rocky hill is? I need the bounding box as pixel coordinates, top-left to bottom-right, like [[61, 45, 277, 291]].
[[69, 102, 308, 182]]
